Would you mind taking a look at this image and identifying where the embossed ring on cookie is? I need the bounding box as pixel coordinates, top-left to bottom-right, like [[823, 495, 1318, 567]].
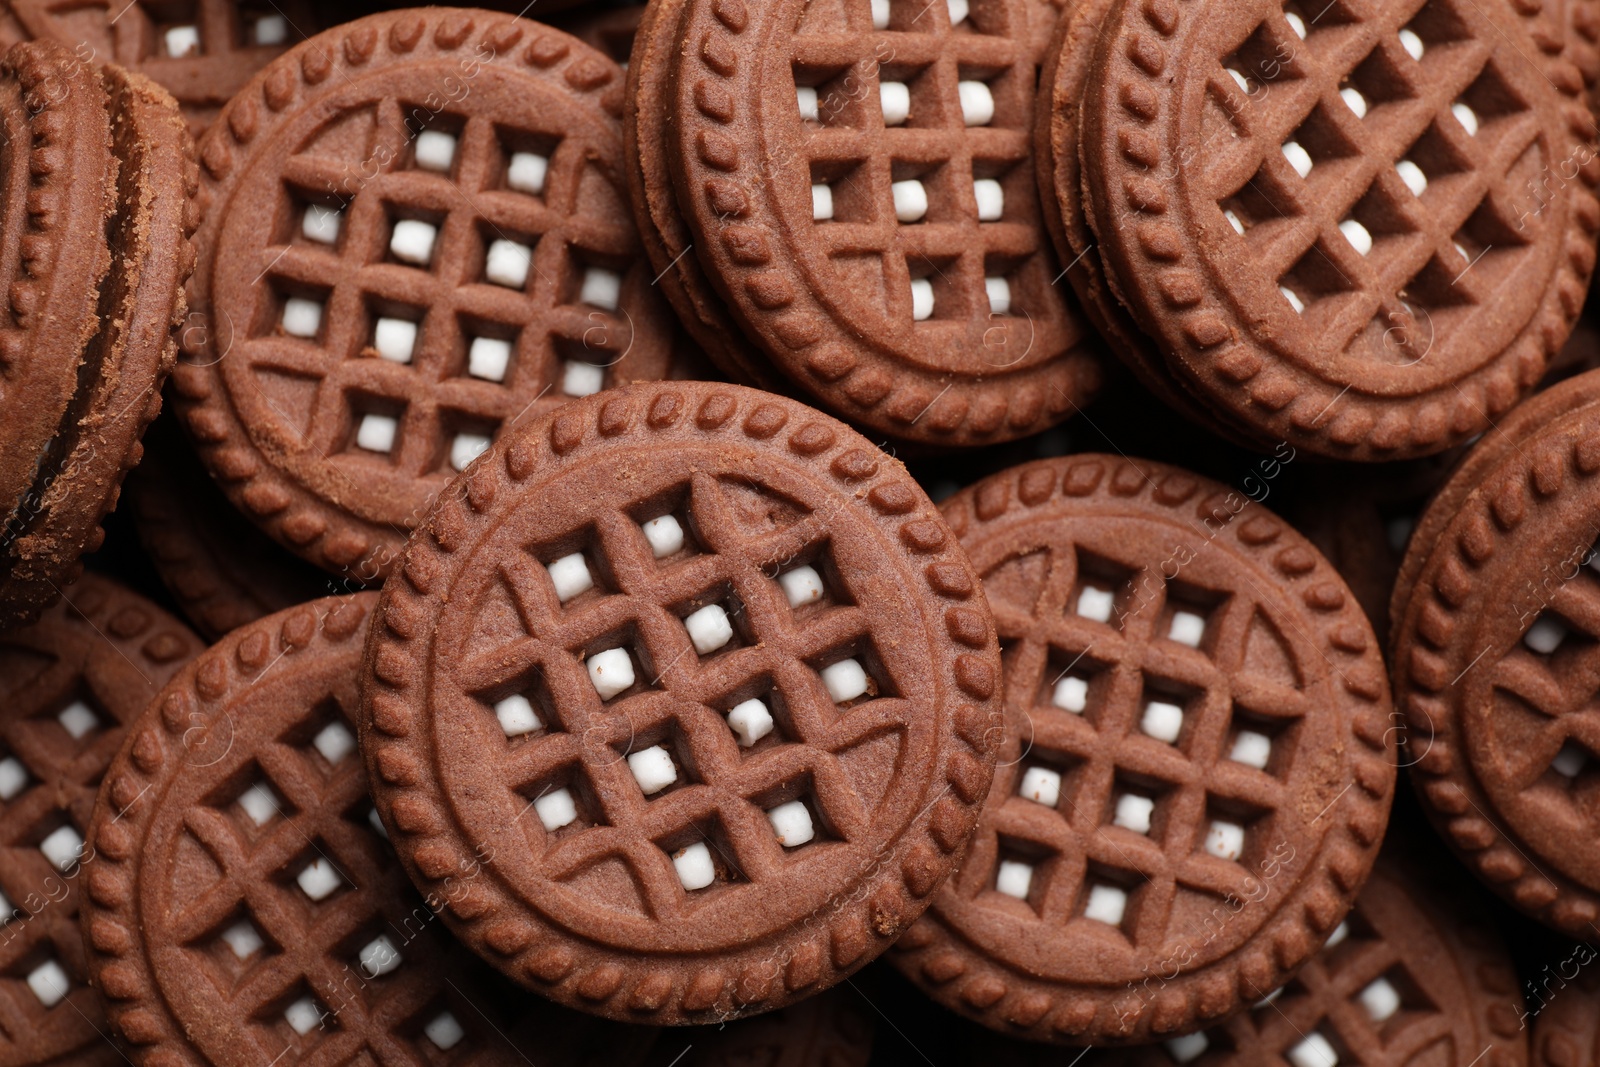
[[891, 456, 1396, 1045], [660, 0, 1107, 448], [969, 846, 1527, 1066], [173, 10, 678, 584], [0, 0, 328, 136], [1391, 371, 1600, 937], [359, 382, 1004, 1023], [79, 594, 660, 1067], [1076, 0, 1600, 460], [0, 573, 200, 1067]]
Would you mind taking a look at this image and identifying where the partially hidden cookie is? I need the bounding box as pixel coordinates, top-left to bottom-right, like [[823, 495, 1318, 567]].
[[1074, 0, 1600, 459], [172, 9, 679, 583], [1391, 370, 1600, 936], [0, 572, 200, 1067], [892, 455, 1396, 1044], [976, 847, 1526, 1067], [0, 42, 194, 631], [360, 381, 1003, 1022], [125, 415, 334, 642], [657, 0, 1107, 447], [79, 593, 659, 1066], [1, 0, 329, 135], [556, 2, 647, 67]]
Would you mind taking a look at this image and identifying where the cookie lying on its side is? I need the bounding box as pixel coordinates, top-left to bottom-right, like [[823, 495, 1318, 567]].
[[0, 40, 194, 631], [0, 573, 200, 1067]]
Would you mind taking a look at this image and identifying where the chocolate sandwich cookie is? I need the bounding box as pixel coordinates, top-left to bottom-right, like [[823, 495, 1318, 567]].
[[1072, 0, 1600, 459], [891, 455, 1396, 1044], [655, 0, 1107, 447], [360, 381, 1002, 1022], [645, 983, 875, 1067], [1, 0, 325, 136], [1391, 372, 1600, 936], [79, 594, 658, 1066], [172, 9, 677, 583], [624, 0, 779, 391], [0, 573, 200, 1067], [126, 417, 334, 642], [975, 849, 1526, 1067], [0, 42, 194, 631]]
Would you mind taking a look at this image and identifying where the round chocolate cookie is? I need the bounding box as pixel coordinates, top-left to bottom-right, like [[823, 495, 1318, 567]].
[[360, 381, 1003, 1022], [556, 2, 647, 67], [79, 594, 658, 1066], [1074, 0, 1600, 459], [172, 9, 677, 583], [125, 416, 334, 642], [972, 849, 1526, 1067], [0, 0, 327, 136], [1391, 372, 1600, 936], [657, 0, 1106, 447], [891, 455, 1396, 1044], [0, 42, 194, 631], [0, 572, 200, 1067]]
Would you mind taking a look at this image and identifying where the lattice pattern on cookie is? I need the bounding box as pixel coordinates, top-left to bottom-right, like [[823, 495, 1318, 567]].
[[790, 0, 1056, 333], [961, 537, 1307, 951], [459, 469, 912, 914], [1157, 908, 1448, 1065], [1201, 0, 1543, 364], [249, 102, 639, 486], [1487, 536, 1600, 796], [162, 692, 472, 1060]]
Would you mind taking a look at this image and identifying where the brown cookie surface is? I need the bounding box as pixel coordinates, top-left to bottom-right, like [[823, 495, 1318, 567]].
[[976, 849, 1526, 1067], [360, 381, 1003, 1023], [1392, 372, 1600, 935], [0, 59, 194, 630], [173, 9, 677, 584], [662, 0, 1106, 447], [0, 41, 116, 604], [1532, 955, 1600, 1067], [79, 593, 658, 1066], [126, 416, 334, 641], [1077, 0, 1600, 460], [2, 0, 328, 135], [0, 572, 200, 1067], [891, 455, 1396, 1044]]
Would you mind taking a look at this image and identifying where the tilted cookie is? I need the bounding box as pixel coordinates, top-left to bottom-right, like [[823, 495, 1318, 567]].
[[1392, 370, 1600, 936], [892, 455, 1395, 1044], [360, 381, 1003, 1022], [1074, 0, 1600, 458], [0, 573, 200, 1067], [652, 0, 1106, 447], [79, 594, 658, 1066], [172, 9, 679, 584], [0, 41, 194, 630]]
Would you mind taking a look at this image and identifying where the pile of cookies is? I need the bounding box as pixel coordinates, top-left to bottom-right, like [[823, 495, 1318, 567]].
[[1, 1, 1599, 1064]]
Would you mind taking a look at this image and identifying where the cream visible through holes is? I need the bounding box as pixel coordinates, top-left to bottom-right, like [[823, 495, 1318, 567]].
[[791, 0, 1043, 337], [440, 455, 940, 943], [952, 522, 1316, 961], [248, 89, 647, 496], [1205, 0, 1547, 368]]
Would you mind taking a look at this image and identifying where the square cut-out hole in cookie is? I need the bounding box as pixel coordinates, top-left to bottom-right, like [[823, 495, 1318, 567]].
[[344, 396, 406, 460]]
